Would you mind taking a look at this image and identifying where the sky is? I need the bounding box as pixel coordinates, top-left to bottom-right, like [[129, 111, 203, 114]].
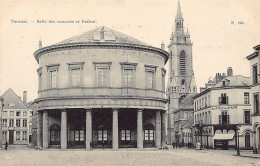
[[0, 0, 260, 102]]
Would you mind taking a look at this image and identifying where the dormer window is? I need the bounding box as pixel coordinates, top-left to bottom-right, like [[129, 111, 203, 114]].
[[222, 81, 226, 86]]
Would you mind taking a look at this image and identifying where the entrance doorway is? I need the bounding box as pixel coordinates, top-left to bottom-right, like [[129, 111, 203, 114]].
[[68, 110, 86, 148], [49, 123, 61, 145], [245, 133, 250, 149], [9, 131, 14, 144]]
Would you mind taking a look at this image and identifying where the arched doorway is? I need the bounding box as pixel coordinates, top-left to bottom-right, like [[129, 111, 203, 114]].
[[49, 123, 61, 145]]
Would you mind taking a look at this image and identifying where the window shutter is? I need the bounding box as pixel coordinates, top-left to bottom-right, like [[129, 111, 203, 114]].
[[227, 115, 230, 124], [218, 115, 222, 124], [218, 97, 222, 105], [226, 96, 229, 105]]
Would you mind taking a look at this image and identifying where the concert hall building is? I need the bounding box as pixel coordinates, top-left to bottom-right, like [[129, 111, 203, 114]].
[[33, 26, 169, 149]]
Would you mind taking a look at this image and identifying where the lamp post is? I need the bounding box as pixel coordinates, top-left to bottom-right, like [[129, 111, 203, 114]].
[[236, 126, 240, 156]]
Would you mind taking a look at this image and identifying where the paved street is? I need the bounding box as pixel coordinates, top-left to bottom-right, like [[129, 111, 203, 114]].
[[0, 146, 260, 166]]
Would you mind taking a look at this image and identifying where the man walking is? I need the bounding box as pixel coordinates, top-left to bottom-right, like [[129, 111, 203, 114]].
[[5, 141, 8, 150]]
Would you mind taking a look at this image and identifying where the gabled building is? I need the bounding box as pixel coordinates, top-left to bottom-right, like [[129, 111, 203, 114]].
[[246, 44, 260, 153], [167, 0, 197, 145], [193, 75, 253, 149], [173, 94, 196, 146], [1, 89, 30, 145]]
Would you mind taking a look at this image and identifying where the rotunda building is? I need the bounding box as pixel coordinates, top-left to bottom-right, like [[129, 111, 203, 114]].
[[34, 26, 169, 149]]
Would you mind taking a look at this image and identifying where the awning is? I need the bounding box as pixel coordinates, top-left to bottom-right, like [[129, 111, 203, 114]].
[[213, 133, 235, 140]]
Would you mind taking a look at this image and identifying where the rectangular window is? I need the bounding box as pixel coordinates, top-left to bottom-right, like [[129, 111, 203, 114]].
[[47, 64, 59, 89], [219, 111, 229, 124], [202, 98, 204, 108], [3, 132, 7, 142], [22, 131, 27, 140], [2, 111, 7, 116], [161, 69, 166, 92], [252, 64, 258, 84], [97, 68, 108, 87], [23, 119, 27, 127], [147, 71, 154, 89], [254, 93, 259, 114], [2, 119, 7, 127], [244, 111, 250, 124], [16, 119, 20, 127], [50, 70, 57, 88], [10, 111, 14, 117], [145, 65, 157, 89], [71, 68, 81, 87], [67, 62, 84, 87], [121, 130, 131, 141], [23, 111, 27, 117], [16, 111, 21, 116], [37, 67, 43, 91], [123, 69, 133, 87], [244, 92, 250, 104], [16, 131, 20, 140], [98, 130, 108, 141], [94, 62, 111, 87], [219, 93, 228, 105], [9, 119, 14, 127], [144, 130, 154, 141], [120, 62, 137, 88]]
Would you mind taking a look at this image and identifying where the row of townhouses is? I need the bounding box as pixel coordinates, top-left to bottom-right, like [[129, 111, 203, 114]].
[[0, 89, 32, 146]]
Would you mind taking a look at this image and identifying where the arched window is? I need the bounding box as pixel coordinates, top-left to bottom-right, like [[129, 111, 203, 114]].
[[180, 51, 186, 75], [179, 95, 186, 105]]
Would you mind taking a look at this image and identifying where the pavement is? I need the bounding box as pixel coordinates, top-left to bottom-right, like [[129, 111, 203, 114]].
[[0, 145, 260, 166]]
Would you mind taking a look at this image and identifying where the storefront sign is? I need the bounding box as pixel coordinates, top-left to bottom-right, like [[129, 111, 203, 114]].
[[211, 105, 237, 110]]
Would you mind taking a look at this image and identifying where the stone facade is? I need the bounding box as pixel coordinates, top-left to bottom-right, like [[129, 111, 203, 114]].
[[33, 26, 169, 149], [193, 76, 253, 149], [246, 44, 260, 153]]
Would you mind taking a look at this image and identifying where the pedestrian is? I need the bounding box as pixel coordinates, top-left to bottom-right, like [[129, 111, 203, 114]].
[[5, 141, 8, 150], [90, 141, 93, 150], [172, 142, 175, 149], [102, 141, 105, 149]]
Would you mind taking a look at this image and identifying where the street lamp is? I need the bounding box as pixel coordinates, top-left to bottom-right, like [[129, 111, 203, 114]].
[[236, 126, 240, 156]]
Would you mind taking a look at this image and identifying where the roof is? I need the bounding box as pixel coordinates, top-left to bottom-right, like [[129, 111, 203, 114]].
[[214, 75, 250, 87], [194, 75, 251, 99], [34, 26, 169, 64], [54, 26, 149, 46], [175, 94, 197, 111], [182, 116, 194, 129], [2, 88, 28, 109]]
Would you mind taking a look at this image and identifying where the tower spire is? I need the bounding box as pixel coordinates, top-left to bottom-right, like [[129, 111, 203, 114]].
[[176, 0, 183, 21]]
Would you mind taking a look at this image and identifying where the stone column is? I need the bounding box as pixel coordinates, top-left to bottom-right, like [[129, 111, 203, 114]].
[[161, 111, 166, 147], [85, 109, 92, 150], [61, 110, 67, 150], [37, 111, 43, 149], [155, 110, 161, 148], [112, 109, 119, 149], [42, 111, 49, 149], [137, 109, 143, 149]]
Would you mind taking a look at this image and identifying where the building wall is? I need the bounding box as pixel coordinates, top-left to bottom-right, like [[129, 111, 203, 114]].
[[2, 108, 30, 145], [38, 49, 165, 93], [194, 87, 253, 149]]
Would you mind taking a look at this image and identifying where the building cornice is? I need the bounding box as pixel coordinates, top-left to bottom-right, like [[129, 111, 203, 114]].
[[34, 42, 170, 64]]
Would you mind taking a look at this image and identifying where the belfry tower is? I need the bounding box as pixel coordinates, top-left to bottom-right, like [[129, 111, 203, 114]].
[[167, 1, 197, 144]]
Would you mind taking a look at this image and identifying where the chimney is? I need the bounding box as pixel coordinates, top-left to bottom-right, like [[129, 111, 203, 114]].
[[161, 42, 165, 50], [23, 91, 27, 105], [39, 39, 42, 49], [227, 67, 233, 76]]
